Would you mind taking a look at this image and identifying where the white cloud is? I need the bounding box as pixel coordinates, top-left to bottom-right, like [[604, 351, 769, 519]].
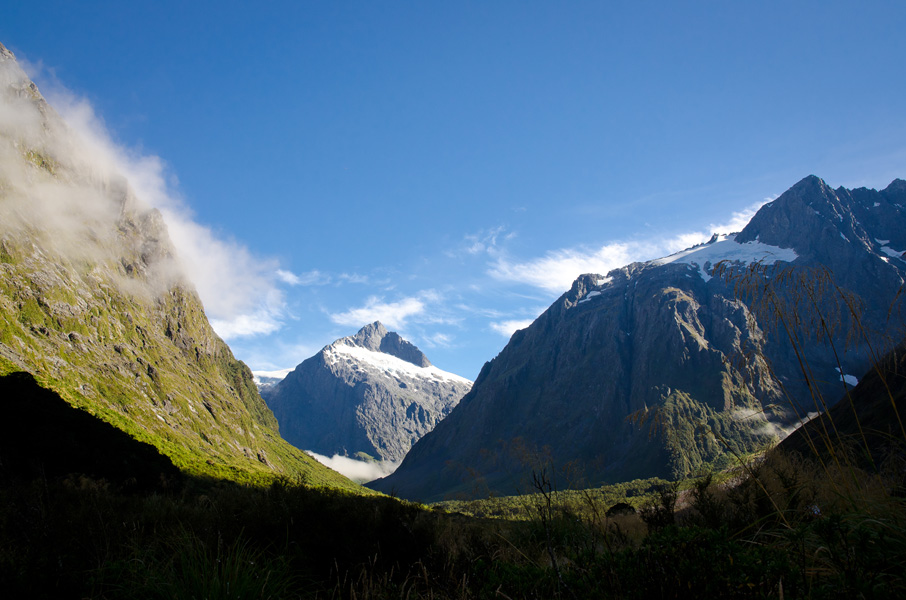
[[488, 199, 770, 294], [464, 225, 508, 255], [488, 242, 641, 293], [276, 269, 302, 285], [277, 269, 329, 286], [490, 319, 535, 337], [420, 332, 454, 348], [709, 199, 770, 235], [306, 451, 400, 483], [329, 293, 432, 330], [24, 64, 294, 341], [209, 309, 281, 339]]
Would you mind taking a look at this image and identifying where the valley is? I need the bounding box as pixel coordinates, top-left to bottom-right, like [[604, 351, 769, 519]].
[[1, 28, 905, 599]]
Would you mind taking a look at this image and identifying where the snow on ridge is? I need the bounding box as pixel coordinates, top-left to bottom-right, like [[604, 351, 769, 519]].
[[328, 343, 472, 385], [577, 290, 602, 305], [835, 367, 859, 387], [879, 245, 905, 262], [252, 368, 293, 386], [650, 234, 798, 282]]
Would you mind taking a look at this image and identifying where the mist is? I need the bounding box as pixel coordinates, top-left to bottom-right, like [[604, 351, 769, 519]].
[[1, 47, 292, 340], [306, 451, 401, 484]]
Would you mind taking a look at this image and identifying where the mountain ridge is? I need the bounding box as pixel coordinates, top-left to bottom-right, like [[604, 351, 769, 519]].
[[370, 176, 906, 501]]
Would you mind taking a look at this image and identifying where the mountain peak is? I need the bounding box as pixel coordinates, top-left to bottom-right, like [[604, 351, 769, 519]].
[[267, 323, 469, 464], [792, 174, 828, 190], [883, 179, 906, 195], [351, 321, 390, 348], [342, 322, 431, 367]]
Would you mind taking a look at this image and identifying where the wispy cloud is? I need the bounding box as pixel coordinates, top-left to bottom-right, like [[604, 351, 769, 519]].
[[488, 199, 769, 294], [488, 242, 640, 294], [447, 225, 515, 258], [338, 272, 371, 285], [465, 225, 510, 255], [277, 269, 330, 286], [420, 332, 454, 348], [329, 290, 441, 330], [490, 319, 535, 337]]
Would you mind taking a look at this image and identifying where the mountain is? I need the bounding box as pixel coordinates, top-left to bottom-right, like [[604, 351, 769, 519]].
[[370, 176, 906, 501], [779, 335, 906, 469], [265, 322, 472, 463], [0, 42, 358, 490]]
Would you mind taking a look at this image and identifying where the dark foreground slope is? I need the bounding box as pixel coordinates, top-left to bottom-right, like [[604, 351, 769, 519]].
[[0, 371, 182, 491], [0, 42, 356, 489], [266, 322, 471, 462], [372, 176, 906, 501], [3, 402, 903, 599], [781, 338, 906, 468]]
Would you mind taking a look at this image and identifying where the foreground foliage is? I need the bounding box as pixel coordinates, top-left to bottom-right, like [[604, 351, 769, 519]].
[[2, 448, 904, 599]]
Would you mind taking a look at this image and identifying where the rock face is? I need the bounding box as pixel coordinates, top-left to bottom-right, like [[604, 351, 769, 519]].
[[265, 322, 471, 462], [0, 42, 356, 489], [370, 176, 906, 502]]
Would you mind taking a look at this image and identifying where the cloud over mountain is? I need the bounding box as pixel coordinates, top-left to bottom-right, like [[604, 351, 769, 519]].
[[487, 200, 769, 293], [19, 62, 295, 341]]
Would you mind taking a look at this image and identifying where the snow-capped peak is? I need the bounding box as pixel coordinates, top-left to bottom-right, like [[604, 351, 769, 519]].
[[650, 233, 798, 282]]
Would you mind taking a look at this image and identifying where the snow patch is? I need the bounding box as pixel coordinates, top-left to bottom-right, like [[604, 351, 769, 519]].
[[879, 245, 906, 262], [650, 234, 798, 282], [578, 290, 602, 304], [835, 367, 859, 387], [328, 343, 472, 385]]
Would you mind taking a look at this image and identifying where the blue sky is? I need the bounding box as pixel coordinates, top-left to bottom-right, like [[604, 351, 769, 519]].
[[3, 1, 904, 380]]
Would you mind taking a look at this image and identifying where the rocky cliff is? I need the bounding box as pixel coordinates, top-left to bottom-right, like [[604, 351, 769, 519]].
[[265, 322, 471, 462], [370, 176, 906, 501], [0, 42, 357, 489]]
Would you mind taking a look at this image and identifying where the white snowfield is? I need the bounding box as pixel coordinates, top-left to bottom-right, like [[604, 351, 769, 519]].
[[650, 234, 799, 282], [327, 343, 473, 386]]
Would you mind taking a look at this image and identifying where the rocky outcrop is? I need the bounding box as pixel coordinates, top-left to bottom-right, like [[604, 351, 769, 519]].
[[370, 177, 906, 502], [265, 322, 471, 462]]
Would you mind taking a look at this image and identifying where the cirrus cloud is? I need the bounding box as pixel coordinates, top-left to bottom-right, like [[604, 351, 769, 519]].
[[328, 291, 441, 330], [490, 319, 535, 337], [487, 199, 769, 294]]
